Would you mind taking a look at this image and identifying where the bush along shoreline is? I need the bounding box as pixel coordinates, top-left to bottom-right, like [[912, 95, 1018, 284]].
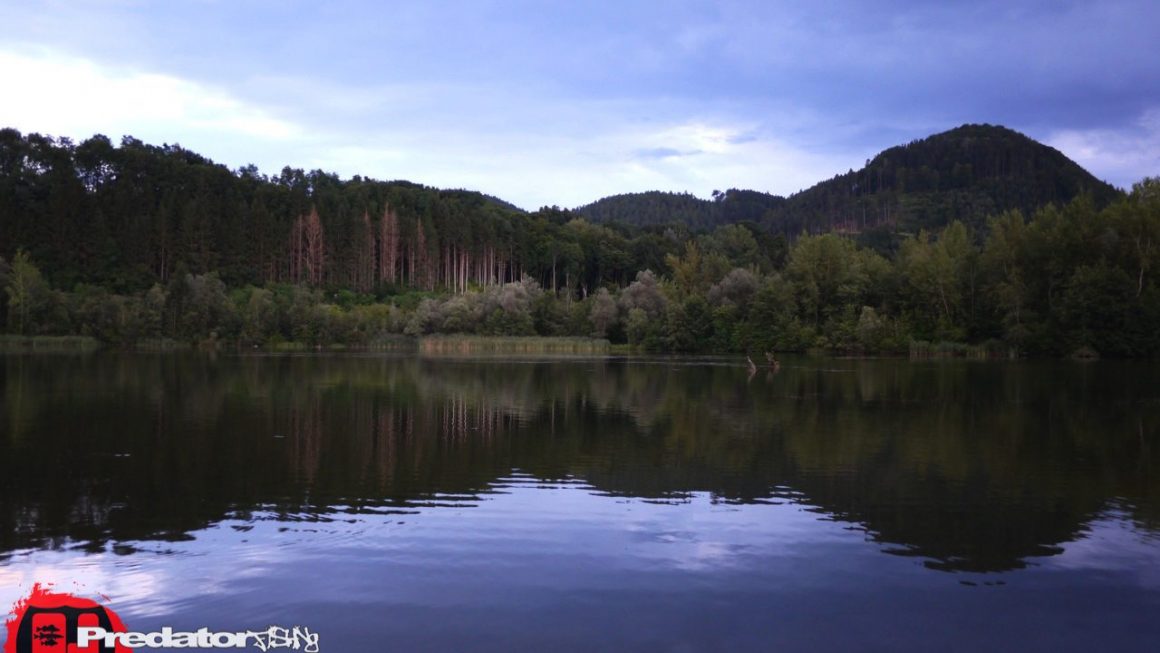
[[3, 184, 1159, 360]]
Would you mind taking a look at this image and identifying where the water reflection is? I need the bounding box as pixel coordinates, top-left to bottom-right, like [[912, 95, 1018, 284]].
[[1, 353, 1157, 577]]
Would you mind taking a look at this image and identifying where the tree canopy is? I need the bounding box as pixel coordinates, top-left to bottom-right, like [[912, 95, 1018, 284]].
[[2, 126, 1155, 358]]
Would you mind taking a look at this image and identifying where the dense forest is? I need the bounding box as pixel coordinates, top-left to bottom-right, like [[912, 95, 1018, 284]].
[[1, 124, 1157, 357], [579, 125, 1122, 253], [576, 188, 785, 231]]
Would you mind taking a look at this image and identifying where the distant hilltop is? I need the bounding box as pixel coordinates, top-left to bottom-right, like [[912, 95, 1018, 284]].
[[0, 123, 1155, 359], [0, 123, 1128, 295], [576, 124, 1121, 235]]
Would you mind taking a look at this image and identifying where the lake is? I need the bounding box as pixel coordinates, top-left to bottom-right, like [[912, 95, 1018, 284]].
[[1, 353, 1158, 651]]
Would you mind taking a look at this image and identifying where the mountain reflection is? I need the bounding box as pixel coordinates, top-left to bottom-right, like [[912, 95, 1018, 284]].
[[1, 353, 1156, 573]]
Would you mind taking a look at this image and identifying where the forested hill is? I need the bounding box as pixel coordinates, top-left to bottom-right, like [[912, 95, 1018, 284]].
[[575, 124, 1122, 236], [764, 123, 1122, 236], [2, 125, 1158, 359], [576, 189, 785, 231], [0, 129, 537, 293]]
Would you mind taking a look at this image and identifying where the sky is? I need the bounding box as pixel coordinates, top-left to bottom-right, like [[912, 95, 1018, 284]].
[[1, 0, 1158, 210]]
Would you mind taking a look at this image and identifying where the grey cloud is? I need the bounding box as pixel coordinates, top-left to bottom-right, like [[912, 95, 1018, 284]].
[[635, 147, 702, 160]]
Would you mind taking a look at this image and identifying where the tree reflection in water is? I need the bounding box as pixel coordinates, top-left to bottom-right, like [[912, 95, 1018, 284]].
[[1, 353, 1157, 573]]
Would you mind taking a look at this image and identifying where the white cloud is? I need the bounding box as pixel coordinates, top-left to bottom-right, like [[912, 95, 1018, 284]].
[[1046, 108, 1160, 190], [0, 47, 300, 145], [0, 47, 856, 209], [308, 112, 852, 209]]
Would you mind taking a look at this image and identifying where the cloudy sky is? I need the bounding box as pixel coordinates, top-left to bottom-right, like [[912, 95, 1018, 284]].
[[1, 0, 1157, 209]]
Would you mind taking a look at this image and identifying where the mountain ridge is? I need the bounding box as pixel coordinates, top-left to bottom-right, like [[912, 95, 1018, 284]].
[[575, 124, 1122, 236]]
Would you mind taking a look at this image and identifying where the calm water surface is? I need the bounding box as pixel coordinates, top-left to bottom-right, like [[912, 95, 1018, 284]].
[[1, 353, 1158, 651]]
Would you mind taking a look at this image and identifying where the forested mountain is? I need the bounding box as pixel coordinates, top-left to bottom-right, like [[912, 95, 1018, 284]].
[[763, 123, 1122, 238], [2, 125, 1157, 358], [576, 189, 785, 230], [0, 129, 558, 294], [0, 124, 1119, 296], [575, 125, 1122, 245]]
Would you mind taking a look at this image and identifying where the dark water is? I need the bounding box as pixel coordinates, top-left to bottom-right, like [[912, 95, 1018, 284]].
[[1, 353, 1158, 651]]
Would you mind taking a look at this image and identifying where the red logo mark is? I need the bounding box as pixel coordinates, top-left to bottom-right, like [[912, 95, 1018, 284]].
[[4, 584, 131, 653]]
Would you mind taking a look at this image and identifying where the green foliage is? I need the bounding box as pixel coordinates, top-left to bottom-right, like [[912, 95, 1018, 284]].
[[416, 335, 609, 355], [1058, 263, 1135, 355], [707, 268, 759, 311], [619, 269, 667, 319], [0, 334, 100, 352], [576, 189, 785, 230], [5, 249, 51, 335], [0, 128, 1156, 358], [896, 221, 975, 340], [588, 288, 617, 338], [665, 241, 729, 296], [624, 307, 650, 346], [165, 272, 236, 342], [664, 295, 714, 352], [236, 286, 276, 345], [762, 124, 1122, 237], [785, 233, 874, 328]]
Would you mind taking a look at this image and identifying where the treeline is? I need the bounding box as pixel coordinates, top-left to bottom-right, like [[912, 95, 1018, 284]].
[[767, 124, 1123, 241], [4, 180, 1159, 357], [6, 354, 1154, 568], [0, 129, 698, 296], [577, 125, 1123, 247], [1, 128, 1157, 357], [576, 189, 785, 231]]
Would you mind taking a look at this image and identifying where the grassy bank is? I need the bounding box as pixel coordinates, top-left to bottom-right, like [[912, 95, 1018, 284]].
[[908, 339, 1016, 360], [418, 336, 610, 356], [0, 335, 101, 352], [261, 336, 417, 353]]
